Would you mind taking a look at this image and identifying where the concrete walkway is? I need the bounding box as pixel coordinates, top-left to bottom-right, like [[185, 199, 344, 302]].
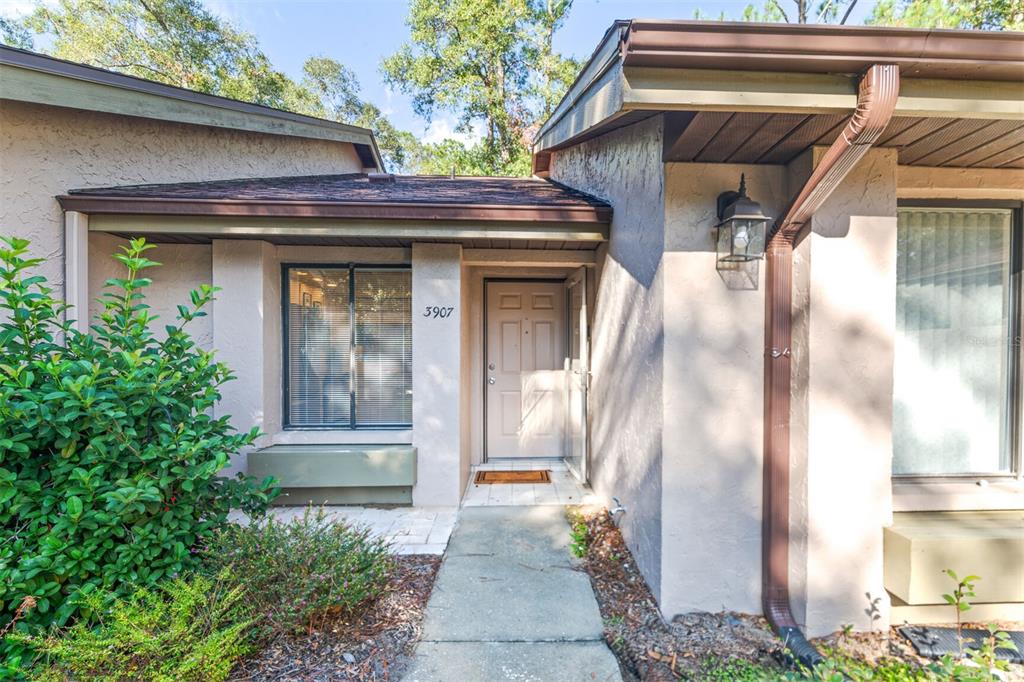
[[403, 506, 622, 682]]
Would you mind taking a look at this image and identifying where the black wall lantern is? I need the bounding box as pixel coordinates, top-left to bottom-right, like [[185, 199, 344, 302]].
[[716, 174, 769, 266]]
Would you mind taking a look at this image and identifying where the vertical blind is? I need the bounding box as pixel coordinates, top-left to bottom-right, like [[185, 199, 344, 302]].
[[892, 207, 1015, 475], [286, 266, 412, 428]]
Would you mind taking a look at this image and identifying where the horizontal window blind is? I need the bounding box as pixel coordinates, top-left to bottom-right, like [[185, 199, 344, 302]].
[[285, 266, 411, 428], [287, 268, 352, 427], [893, 207, 1015, 475], [354, 270, 413, 426]]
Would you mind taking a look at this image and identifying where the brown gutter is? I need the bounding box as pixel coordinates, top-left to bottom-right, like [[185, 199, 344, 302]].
[[55, 195, 612, 224], [623, 20, 1023, 81], [762, 64, 899, 664]]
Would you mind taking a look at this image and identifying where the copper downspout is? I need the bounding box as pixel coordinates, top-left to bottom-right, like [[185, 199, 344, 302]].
[[762, 64, 899, 666]]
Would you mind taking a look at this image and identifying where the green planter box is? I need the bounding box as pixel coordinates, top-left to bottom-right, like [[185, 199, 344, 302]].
[[248, 444, 416, 506]]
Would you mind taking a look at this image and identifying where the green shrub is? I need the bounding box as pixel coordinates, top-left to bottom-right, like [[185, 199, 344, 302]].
[[0, 237, 277, 645], [14, 572, 251, 682], [201, 506, 393, 639], [566, 508, 589, 558]]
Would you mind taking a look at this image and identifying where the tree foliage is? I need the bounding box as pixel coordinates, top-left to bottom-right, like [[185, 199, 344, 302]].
[[25, 0, 292, 107], [869, 0, 1023, 29], [695, 0, 859, 24], [382, 0, 579, 176], [0, 236, 275, 652], [14, 0, 417, 171], [291, 56, 420, 171]]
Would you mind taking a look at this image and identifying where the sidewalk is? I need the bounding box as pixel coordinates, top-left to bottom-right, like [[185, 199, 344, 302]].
[[403, 506, 622, 682]]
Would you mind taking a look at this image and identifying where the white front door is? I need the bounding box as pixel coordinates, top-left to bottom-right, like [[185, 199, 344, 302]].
[[485, 281, 566, 458]]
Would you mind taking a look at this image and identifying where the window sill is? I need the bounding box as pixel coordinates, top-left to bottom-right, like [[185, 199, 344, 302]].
[[272, 429, 413, 446], [892, 478, 1024, 512]]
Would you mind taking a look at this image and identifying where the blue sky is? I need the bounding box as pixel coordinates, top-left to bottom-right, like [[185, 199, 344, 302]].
[[4, 0, 877, 140]]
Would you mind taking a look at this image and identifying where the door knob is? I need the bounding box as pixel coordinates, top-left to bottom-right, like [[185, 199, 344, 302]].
[[488, 377, 496, 385]]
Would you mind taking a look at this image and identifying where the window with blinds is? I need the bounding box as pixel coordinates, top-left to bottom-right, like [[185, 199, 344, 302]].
[[893, 207, 1020, 475], [285, 266, 412, 428]]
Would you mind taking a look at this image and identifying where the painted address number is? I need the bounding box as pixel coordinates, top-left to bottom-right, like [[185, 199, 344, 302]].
[[424, 306, 455, 319]]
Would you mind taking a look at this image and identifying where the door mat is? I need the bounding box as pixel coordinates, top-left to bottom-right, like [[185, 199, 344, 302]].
[[898, 625, 1024, 663], [474, 470, 551, 484]]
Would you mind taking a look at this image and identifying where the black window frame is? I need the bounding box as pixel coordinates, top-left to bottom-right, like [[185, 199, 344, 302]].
[[894, 199, 1023, 480], [281, 262, 413, 430]]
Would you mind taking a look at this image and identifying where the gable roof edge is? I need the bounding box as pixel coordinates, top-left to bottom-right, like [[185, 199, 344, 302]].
[[0, 45, 383, 170]]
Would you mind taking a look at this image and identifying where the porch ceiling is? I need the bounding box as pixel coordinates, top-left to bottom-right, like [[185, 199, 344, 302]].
[[663, 111, 1024, 167]]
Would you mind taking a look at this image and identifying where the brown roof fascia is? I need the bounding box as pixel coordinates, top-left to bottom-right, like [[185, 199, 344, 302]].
[[622, 20, 1024, 81], [56, 195, 612, 224]]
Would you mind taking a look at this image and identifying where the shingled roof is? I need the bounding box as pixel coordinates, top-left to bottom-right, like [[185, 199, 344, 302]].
[[59, 174, 611, 224]]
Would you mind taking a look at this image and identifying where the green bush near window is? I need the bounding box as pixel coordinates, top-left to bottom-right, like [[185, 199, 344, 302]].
[[0, 237, 277, 665], [199, 506, 393, 640], [12, 572, 251, 682]]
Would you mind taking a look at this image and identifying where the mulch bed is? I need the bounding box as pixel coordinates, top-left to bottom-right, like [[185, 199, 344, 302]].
[[229, 555, 441, 682], [568, 506, 785, 681], [569, 506, 1024, 681]]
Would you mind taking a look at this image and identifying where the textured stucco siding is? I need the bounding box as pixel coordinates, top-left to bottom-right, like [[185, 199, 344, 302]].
[[0, 99, 363, 294], [790, 147, 898, 636], [660, 163, 788, 617], [549, 116, 666, 601]]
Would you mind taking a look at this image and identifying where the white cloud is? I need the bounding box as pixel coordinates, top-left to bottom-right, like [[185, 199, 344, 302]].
[[420, 116, 481, 145]]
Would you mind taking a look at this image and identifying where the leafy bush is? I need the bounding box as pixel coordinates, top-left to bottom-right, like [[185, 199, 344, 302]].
[[566, 508, 589, 558], [0, 237, 277, 643], [14, 572, 251, 682], [700, 646, 1016, 682], [780, 648, 1014, 682], [201, 506, 392, 639]]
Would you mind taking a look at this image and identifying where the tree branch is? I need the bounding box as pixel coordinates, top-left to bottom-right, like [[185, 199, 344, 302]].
[[771, 0, 793, 23], [839, 0, 859, 24]]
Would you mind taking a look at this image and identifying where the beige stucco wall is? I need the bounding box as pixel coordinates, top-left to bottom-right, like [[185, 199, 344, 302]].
[[790, 147, 899, 636], [549, 116, 666, 601], [411, 243, 465, 506], [0, 99, 363, 298], [661, 162, 788, 617]]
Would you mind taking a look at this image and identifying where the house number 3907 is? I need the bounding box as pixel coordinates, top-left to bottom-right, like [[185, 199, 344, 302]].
[[424, 306, 455, 319]]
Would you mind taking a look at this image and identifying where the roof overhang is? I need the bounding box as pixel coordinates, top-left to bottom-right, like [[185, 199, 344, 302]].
[[0, 46, 384, 170], [75, 214, 608, 245], [534, 20, 1024, 153], [56, 195, 611, 224]]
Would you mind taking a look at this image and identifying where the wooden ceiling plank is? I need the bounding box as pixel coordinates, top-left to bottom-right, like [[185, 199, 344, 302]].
[[695, 113, 769, 163], [944, 126, 1024, 167], [899, 119, 999, 165], [874, 116, 924, 146], [979, 141, 1024, 168], [663, 111, 733, 162], [758, 113, 848, 164], [727, 113, 808, 163], [917, 120, 1024, 166], [879, 117, 957, 148]]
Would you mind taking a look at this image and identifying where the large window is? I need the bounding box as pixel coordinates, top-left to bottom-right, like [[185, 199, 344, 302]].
[[893, 205, 1021, 476], [284, 265, 412, 428]]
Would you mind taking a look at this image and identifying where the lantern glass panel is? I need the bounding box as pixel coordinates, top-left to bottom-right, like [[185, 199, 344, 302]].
[[717, 220, 734, 260], [747, 219, 766, 259]]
